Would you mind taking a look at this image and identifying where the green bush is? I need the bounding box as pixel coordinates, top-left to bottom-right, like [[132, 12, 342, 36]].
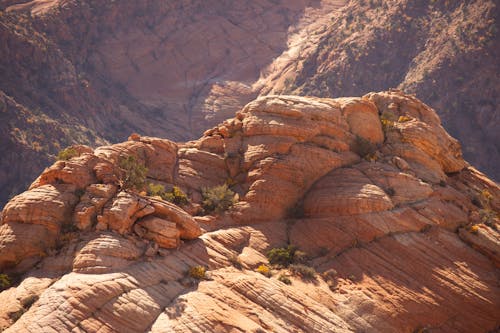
[[118, 155, 148, 190], [147, 183, 188, 205], [289, 264, 316, 280], [165, 186, 189, 205], [266, 245, 296, 267], [201, 184, 237, 213], [188, 265, 206, 280], [0, 273, 11, 291], [57, 147, 79, 161]]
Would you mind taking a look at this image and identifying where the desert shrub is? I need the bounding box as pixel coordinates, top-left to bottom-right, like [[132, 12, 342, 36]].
[[267, 246, 309, 267], [386, 187, 396, 196], [165, 186, 189, 205], [188, 265, 206, 280], [118, 155, 148, 190], [289, 264, 316, 280], [256, 264, 272, 277], [278, 274, 292, 285], [147, 183, 166, 198], [201, 184, 237, 213], [267, 246, 296, 267], [351, 135, 377, 158], [57, 147, 79, 161], [20, 295, 39, 309], [469, 225, 480, 234], [147, 183, 188, 205], [0, 274, 11, 291]]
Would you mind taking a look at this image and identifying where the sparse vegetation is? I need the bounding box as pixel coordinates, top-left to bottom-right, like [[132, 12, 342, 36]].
[[289, 264, 317, 280], [398, 115, 412, 122], [148, 183, 189, 205], [20, 294, 39, 309], [351, 135, 377, 159], [188, 265, 206, 280], [477, 189, 498, 229], [256, 264, 272, 277], [266, 245, 296, 267], [57, 146, 79, 161], [322, 268, 338, 289], [0, 274, 11, 291], [386, 187, 396, 196], [278, 274, 292, 285], [201, 184, 238, 214], [118, 155, 148, 191], [9, 308, 25, 322]]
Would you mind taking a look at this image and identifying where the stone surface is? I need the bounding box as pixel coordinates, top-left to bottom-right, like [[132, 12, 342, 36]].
[[135, 216, 180, 249], [97, 191, 154, 234], [0, 92, 499, 332]]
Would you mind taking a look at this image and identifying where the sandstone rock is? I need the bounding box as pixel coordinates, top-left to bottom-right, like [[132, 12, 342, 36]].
[[1, 92, 499, 332], [135, 216, 180, 249], [339, 97, 384, 144], [97, 191, 154, 234], [0, 184, 78, 270], [149, 198, 201, 240], [459, 225, 500, 266], [303, 168, 394, 218], [73, 184, 117, 230], [29, 154, 98, 190], [73, 233, 144, 273]]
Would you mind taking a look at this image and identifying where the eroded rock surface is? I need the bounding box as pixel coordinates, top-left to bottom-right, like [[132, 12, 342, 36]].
[[0, 92, 498, 332]]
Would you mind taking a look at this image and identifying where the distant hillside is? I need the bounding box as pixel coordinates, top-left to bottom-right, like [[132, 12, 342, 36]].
[[260, 0, 499, 181], [0, 0, 498, 209]]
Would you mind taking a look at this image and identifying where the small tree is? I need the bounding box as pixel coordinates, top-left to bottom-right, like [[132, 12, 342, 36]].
[[201, 184, 237, 213], [118, 155, 148, 190]]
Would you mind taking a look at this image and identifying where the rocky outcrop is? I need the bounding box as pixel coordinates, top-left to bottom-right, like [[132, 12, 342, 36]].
[[0, 0, 347, 208], [0, 92, 498, 332], [264, 0, 499, 180], [1, 0, 498, 209]]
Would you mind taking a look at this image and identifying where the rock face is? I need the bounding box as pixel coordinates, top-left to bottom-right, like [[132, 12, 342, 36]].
[[0, 0, 346, 207], [1, 0, 498, 208], [263, 0, 500, 180], [0, 92, 498, 332]]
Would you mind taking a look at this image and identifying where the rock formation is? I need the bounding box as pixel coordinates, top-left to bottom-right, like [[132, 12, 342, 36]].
[[1, 0, 498, 207], [0, 91, 498, 332]]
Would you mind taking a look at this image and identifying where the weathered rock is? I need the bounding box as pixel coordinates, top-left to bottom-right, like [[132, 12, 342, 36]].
[[30, 153, 98, 190], [73, 233, 144, 273], [73, 184, 117, 230], [149, 198, 201, 240], [0, 184, 78, 270], [459, 225, 500, 267], [0, 92, 499, 333], [135, 216, 180, 249], [97, 192, 154, 234], [303, 168, 394, 218]]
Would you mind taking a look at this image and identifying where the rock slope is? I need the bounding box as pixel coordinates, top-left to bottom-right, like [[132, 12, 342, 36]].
[[263, 0, 500, 180], [1, 0, 498, 207], [0, 91, 498, 332], [0, 0, 346, 207]]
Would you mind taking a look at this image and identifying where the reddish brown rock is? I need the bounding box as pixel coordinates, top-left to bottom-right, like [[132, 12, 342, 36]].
[[97, 191, 154, 234], [134, 216, 180, 249], [0, 184, 78, 269], [73, 184, 118, 230]]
